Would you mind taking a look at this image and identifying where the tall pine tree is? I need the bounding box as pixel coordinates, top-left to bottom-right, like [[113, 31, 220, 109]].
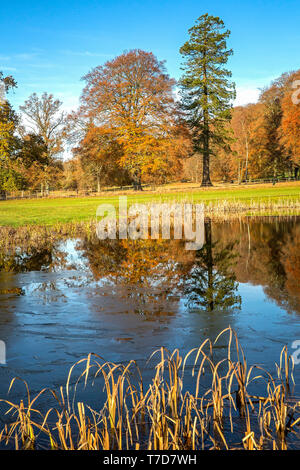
[[0, 72, 21, 196], [180, 14, 235, 186]]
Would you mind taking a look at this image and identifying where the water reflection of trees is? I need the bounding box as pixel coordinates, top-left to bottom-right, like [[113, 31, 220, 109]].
[[78, 223, 242, 315], [74, 217, 300, 315], [184, 219, 242, 312], [0, 244, 68, 273], [1, 216, 300, 315], [77, 237, 191, 314], [214, 217, 300, 314], [0, 241, 69, 300]]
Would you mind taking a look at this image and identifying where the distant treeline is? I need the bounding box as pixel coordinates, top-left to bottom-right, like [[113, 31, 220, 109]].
[[0, 15, 300, 195]]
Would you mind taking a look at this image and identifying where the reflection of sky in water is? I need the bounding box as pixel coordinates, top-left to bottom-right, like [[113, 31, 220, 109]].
[[57, 239, 89, 271], [0, 218, 300, 406]]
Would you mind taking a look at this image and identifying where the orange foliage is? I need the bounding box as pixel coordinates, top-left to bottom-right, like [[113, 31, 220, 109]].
[[80, 49, 186, 186], [280, 70, 300, 165]]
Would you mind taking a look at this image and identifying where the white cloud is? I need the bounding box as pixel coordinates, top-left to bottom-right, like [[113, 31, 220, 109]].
[[0, 66, 17, 72], [15, 52, 40, 60], [55, 91, 80, 113], [234, 86, 261, 106], [60, 50, 112, 58]]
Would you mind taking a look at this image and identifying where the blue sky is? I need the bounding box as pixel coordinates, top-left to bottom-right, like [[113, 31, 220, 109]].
[[1, 0, 299, 112]]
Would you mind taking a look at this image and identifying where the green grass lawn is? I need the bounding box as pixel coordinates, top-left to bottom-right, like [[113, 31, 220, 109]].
[[1, 183, 300, 227]]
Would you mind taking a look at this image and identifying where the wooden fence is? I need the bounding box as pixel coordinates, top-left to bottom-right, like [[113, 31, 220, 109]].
[[0, 176, 299, 201]]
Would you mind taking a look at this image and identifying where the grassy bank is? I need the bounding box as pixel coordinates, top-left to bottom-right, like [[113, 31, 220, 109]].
[[0, 327, 298, 450], [0, 182, 300, 227]]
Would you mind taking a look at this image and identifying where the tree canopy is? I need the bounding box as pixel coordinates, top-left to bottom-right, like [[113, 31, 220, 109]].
[[1, 16, 300, 194], [180, 14, 236, 186]]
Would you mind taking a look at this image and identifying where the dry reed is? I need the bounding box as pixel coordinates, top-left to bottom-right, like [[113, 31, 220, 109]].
[[0, 327, 299, 450]]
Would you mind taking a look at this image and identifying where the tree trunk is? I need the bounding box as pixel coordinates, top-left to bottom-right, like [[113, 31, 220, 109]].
[[132, 169, 143, 191], [201, 76, 212, 187], [97, 175, 101, 192], [245, 137, 249, 182], [201, 147, 212, 187], [237, 159, 241, 184], [273, 158, 278, 179]]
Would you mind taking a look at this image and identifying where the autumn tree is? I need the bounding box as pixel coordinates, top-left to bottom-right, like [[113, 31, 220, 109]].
[[0, 119, 23, 194], [80, 49, 178, 189], [257, 74, 292, 179], [179, 14, 235, 186], [280, 70, 300, 173], [0, 72, 18, 135], [230, 104, 261, 182], [213, 71, 299, 183], [19, 92, 67, 192], [17, 134, 49, 168], [74, 125, 128, 191], [14, 133, 63, 191], [133, 119, 192, 184], [182, 153, 201, 183], [211, 143, 235, 182], [20, 92, 67, 160], [0, 72, 22, 195]]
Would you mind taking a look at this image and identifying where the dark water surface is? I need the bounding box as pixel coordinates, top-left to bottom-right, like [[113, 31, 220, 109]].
[[0, 216, 300, 407]]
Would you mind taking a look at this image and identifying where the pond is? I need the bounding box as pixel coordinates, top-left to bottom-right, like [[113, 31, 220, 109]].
[[0, 215, 300, 408]]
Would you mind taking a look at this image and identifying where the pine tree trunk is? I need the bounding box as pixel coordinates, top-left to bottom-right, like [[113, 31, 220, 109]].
[[201, 145, 212, 187], [201, 74, 212, 187]]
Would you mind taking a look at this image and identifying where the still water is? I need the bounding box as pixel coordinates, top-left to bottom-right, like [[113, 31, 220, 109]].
[[0, 216, 300, 405]]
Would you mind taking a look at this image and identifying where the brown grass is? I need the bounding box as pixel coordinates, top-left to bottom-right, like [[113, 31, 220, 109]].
[[0, 210, 299, 253]]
